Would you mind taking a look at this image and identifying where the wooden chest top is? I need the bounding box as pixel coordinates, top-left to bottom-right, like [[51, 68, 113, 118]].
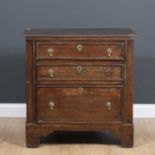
[[24, 28, 135, 37]]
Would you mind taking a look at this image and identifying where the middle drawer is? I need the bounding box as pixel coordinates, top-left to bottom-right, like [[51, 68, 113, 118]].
[[36, 61, 124, 84]]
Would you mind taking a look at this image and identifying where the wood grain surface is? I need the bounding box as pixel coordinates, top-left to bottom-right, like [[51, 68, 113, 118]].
[[25, 28, 134, 147]]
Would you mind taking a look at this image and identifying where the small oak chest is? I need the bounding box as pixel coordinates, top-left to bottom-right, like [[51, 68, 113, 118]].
[[25, 28, 135, 147]]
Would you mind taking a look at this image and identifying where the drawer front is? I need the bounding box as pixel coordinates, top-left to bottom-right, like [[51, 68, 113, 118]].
[[37, 62, 124, 83], [37, 86, 122, 123], [36, 42, 125, 60]]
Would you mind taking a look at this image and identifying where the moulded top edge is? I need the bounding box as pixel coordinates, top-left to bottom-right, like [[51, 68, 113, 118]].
[[24, 28, 135, 37]]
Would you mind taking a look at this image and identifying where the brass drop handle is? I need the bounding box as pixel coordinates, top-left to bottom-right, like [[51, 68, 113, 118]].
[[77, 66, 83, 73], [106, 101, 112, 111], [106, 48, 112, 57], [47, 48, 54, 57], [78, 87, 84, 93], [76, 44, 83, 52], [48, 69, 54, 78], [49, 101, 55, 110]]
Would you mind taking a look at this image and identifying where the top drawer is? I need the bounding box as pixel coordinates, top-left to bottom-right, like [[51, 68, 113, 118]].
[[36, 41, 125, 60]]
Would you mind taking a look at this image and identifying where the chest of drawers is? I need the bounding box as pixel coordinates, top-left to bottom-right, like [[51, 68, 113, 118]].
[[25, 28, 135, 147]]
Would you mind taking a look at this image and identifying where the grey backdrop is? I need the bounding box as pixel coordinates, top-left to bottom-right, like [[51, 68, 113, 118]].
[[0, 0, 155, 103]]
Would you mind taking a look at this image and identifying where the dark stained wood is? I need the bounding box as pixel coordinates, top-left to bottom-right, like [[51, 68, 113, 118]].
[[37, 87, 122, 123], [24, 28, 135, 37], [37, 61, 124, 83], [26, 40, 34, 123], [36, 41, 124, 60], [25, 28, 134, 148]]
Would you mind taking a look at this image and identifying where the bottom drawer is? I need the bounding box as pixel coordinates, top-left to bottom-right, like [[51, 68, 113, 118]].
[[36, 86, 122, 123]]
